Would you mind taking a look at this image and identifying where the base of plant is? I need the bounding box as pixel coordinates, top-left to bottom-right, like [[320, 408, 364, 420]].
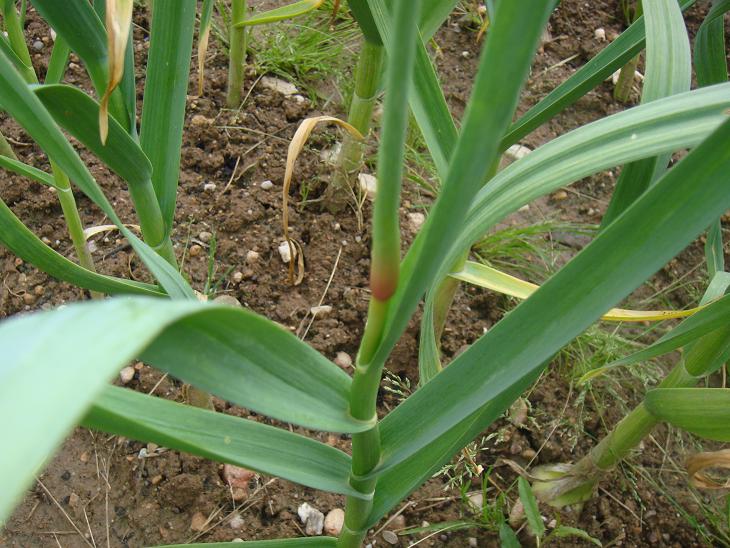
[[530, 460, 599, 511]]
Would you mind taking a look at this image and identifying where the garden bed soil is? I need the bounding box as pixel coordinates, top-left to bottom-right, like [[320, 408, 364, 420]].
[[1, 2, 726, 547]]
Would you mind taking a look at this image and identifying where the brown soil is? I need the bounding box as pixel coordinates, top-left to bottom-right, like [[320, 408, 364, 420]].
[[1, 2, 727, 547]]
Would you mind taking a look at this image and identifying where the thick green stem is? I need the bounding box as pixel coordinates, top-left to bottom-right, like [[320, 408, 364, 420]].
[[226, 0, 247, 108], [324, 40, 385, 212], [613, 53, 640, 103], [3, 1, 35, 83], [127, 181, 177, 265]]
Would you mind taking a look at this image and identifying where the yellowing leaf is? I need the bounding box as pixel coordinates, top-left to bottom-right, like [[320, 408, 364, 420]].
[[282, 116, 362, 284], [687, 449, 730, 489], [451, 261, 705, 322], [100, 0, 133, 144]]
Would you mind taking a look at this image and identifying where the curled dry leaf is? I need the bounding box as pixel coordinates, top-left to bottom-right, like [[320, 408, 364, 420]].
[[100, 0, 133, 144], [82, 223, 141, 241], [282, 116, 363, 284], [686, 449, 730, 490]]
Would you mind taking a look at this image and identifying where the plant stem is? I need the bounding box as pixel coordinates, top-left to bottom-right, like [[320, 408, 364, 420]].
[[226, 0, 247, 108], [324, 39, 384, 212], [613, 53, 640, 103], [127, 180, 177, 265], [0, 130, 18, 160]]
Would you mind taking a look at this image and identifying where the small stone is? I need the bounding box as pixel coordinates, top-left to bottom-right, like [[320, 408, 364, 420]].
[[382, 530, 398, 545], [421, 521, 430, 528], [223, 464, 255, 491], [320, 143, 342, 164], [32, 40, 44, 51], [232, 271, 244, 283], [292, 94, 306, 104], [50, 29, 57, 41], [68, 493, 80, 508], [232, 540, 244, 544], [229, 514, 245, 529], [324, 508, 345, 536], [391, 515, 406, 529], [119, 366, 135, 384], [260, 180, 274, 190], [509, 499, 525, 528], [521, 448, 537, 460], [278, 242, 296, 263], [505, 144, 531, 161], [310, 305, 332, 317], [297, 503, 324, 536], [358, 173, 377, 200], [468, 538, 477, 547], [246, 250, 260, 264], [334, 352, 352, 369], [261, 76, 298, 96], [191, 114, 211, 126], [518, 204, 530, 212], [468, 492, 483, 509], [552, 189, 568, 201], [213, 294, 242, 307], [508, 398, 528, 426], [198, 231, 213, 243], [203, 182, 217, 192], [79, 451, 89, 463], [333, 223, 341, 231], [190, 512, 207, 532], [69, 62, 80, 71], [22, 293, 35, 305], [189, 244, 203, 257], [407, 212, 425, 233], [461, 50, 470, 58], [594, 28, 606, 41], [547, 519, 557, 529], [231, 488, 247, 502], [151, 474, 163, 485]]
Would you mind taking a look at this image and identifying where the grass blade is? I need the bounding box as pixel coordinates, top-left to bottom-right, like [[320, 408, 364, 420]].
[[86, 386, 363, 498], [518, 476, 545, 538], [235, 0, 324, 27], [0, 155, 57, 188], [139, 0, 196, 233], [160, 540, 337, 547]]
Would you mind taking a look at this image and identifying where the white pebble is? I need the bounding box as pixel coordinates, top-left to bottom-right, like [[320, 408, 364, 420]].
[[358, 173, 377, 200], [260, 180, 274, 190], [213, 295, 241, 307], [407, 212, 425, 232], [50, 29, 57, 41], [278, 242, 295, 263], [324, 508, 345, 536], [594, 28, 606, 41], [320, 143, 342, 164], [198, 231, 212, 243], [229, 514, 245, 529], [33, 40, 44, 51], [468, 492, 483, 509], [518, 204, 530, 212], [310, 305, 332, 317], [505, 144, 531, 161], [334, 352, 352, 369], [119, 366, 135, 384], [245, 250, 260, 264], [297, 503, 324, 536], [203, 182, 217, 192], [232, 271, 244, 283], [461, 50, 470, 58], [468, 538, 478, 547], [261, 76, 298, 96]]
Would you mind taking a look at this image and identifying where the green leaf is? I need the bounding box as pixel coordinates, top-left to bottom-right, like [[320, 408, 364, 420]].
[[0, 31, 34, 82], [34, 85, 151, 188], [0, 298, 181, 523], [0, 197, 164, 297], [160, 539, 337, 547], [374, 116, 730, 479], [418, 0, 461, 41], [0, 49, 193, 298], [139, 304, 371, 433], [552, 526, 602, 546], [518, 476, 545, 538], [139, 0, 196, 234], [86, 386, 363, 498], [499, 522, 521, 548], [236, 0, 324, 27], [366, 0, 458, 178], [367, 0, 554, 370], [0, 155, 57, 188], [44, 37, 70, 85], [436, 84, 730, 296], [645, 388, 730, 441], [602, 0, 692, 226], [0, 295, 368, 522], [502, 0, 696, 149], [31, 0, 108, 95], [695, 0, 730, 87]]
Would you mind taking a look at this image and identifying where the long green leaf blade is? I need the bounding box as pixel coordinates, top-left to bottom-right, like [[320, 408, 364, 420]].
[[86, 386, 363, 498], [375, 116, 730, 477], [645, 388, 730, 441], [139, 0, 196, 233], [602, 0, 691, 226], [368, 0, 554, 369], [161, 539, 337, 547]]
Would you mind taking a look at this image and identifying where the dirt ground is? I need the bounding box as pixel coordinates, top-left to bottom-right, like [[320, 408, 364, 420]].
[[1, 1, 728, 547]]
